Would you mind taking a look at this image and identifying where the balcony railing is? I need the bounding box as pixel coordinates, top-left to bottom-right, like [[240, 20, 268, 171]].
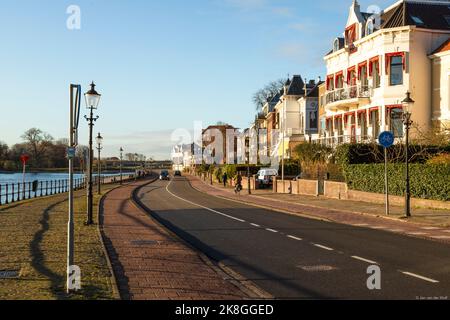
[[325, 85, 372, 105], [312, 134, 375, 147]]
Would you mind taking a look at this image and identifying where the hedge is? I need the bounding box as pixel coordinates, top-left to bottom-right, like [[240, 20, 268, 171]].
[[335, 143, 447, 166], [343, 164, 450, 201]]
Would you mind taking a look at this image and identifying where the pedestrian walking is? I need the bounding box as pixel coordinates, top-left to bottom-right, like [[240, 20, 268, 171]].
[[234, 174, 242, 194], [222, 172, 228, 187]]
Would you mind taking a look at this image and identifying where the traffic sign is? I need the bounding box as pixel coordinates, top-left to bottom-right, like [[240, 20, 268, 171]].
[[378, 131, 394, 148], [20, 154, 30, 165], [67, 147, 76, 159]]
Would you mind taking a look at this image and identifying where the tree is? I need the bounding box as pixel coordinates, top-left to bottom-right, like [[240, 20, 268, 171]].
[[0, 141, 8, 160], [21, 128, 54, 167], [252, 79, 286, 111]]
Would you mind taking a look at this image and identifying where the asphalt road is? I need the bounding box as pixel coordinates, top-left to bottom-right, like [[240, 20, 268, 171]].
[[136, 177, 450, 299]]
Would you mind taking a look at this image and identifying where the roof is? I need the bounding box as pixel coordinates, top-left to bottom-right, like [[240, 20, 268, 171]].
[[285, 75, 306, 96], [432, 38, 450, 54], [380, 1, 450, 30], [306, 81, 325, 98]]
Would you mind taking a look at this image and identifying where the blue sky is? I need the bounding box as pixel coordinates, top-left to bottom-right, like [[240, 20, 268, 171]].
[[0, 0, 393, 159]]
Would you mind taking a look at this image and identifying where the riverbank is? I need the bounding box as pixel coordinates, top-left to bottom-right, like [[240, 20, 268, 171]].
[[0, 184, 120, 300]]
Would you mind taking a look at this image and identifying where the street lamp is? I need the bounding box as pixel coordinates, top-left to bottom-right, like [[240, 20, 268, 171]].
[[402, 91, 414, 218], [84, 82, 101, 225], [96, 132, 103, 195], [120, 147, 124, 185]]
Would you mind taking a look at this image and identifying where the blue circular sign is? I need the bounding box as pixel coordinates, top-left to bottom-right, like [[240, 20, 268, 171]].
[[378, 131, 395, 148]]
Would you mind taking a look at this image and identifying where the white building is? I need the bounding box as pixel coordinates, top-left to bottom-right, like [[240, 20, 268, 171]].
[[319, 0, 450, 146]]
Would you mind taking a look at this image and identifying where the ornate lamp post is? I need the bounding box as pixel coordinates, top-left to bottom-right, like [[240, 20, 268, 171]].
[[120, 147, 124, 185], [84, 82, 101, 225], [96, 133, 103, 195], [402, 91, 414, 218]]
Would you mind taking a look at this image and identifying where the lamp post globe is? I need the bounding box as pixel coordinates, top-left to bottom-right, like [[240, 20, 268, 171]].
[[402, 91, 414, 218]]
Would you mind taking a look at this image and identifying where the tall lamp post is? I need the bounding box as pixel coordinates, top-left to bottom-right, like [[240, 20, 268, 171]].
[[84, 82, 101, 225], [120, 147, 124, 185], [402, 91, 414, 218], [96, 133, 103, 195]]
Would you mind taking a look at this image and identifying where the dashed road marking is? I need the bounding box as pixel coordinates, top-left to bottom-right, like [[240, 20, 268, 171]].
[[313, 244, 334, 251], [351, 256, 378, 264], [408, 232, 428, 236], [166, 181, 246, 223], [371, 226, 387, 230], [250, 223, 261, 227], [287, 235, 303, 241], [400, 271, 439, 283], [266, 228, 278, 233], [353, 223, 369, 226], [422, 227, 441, 230]]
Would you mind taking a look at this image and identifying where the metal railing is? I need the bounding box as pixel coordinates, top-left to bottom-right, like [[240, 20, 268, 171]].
[[325, 85, 372, 105], [0, 173, 137, 206], [312, 134, 375, 147]]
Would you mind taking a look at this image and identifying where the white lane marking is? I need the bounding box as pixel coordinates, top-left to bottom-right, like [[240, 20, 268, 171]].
[[408, 232, 428, 235], [422, 227, 441, 230], [287, 235, 303, 241], [266, 228, 278, 233], [165, 181, 246, 223], [351, 256, 378, 264], [313, 244, 334, 251], [250, 223, 261, 227], [401, 271, 439, 283], [387, 229, 404, 233], [371, 226, 387, 230], [353, 223, 369, 226]]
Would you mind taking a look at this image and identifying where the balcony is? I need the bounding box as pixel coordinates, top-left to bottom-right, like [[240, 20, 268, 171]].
[[325, 85, 372, 111]]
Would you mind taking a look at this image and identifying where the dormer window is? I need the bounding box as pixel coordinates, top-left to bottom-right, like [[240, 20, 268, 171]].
[[333, 38, 340, 52], [345, 24, 357, 54], [366, 19, 374, 36]]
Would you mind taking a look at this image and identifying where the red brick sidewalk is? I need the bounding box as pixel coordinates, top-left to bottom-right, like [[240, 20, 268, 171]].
[[188, 175, 450, 244], [100, 179, 249, 300]]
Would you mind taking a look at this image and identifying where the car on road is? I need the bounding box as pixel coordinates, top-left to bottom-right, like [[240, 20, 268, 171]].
[[159, 170, 170, 180], [256, 168, 278, 188], [174, 170, 182, 176]]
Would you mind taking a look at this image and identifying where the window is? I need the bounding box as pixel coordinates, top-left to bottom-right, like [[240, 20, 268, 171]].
[[333, 38, 340, 52], [358, 112, 368, 138], [345, 24, 357, 53], [370, 109, 380, 138], [372, 60, 380, 88], [366, 19, 374, 36], [445, 15, 450, 27], [390, 56, 403, 86], [411, 15, 424, 26], [389, 108, 404, 138]]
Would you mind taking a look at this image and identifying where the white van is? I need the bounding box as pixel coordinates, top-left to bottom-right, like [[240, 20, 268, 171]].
[[257, 168, 278, 186]]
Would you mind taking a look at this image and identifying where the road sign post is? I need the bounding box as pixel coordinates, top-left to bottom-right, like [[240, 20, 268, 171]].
[[378, 131, 395, 216], [67, 84, 81, 294], [20, 154, 30, 199]]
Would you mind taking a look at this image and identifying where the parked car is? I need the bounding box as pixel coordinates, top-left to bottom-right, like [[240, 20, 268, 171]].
[[174, 170, 182, 176], [256, 168, 278, 187], [159, 170, 170, 181]]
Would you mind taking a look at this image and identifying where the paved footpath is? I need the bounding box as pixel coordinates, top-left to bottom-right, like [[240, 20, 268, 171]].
[[100, 178, 248, 300], [188, 175, 450, 244]]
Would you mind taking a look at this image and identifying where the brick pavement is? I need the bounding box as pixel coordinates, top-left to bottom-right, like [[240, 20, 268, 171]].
[[100, 179, 249, 300], [188, 175, 450, 245]]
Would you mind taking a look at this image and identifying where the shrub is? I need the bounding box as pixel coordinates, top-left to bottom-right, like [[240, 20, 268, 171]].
[[343, 164, 450, 201], [427, 153, 450, 165]]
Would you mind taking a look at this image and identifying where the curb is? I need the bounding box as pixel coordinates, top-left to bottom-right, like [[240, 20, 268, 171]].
[[131, 178, 273, 300]]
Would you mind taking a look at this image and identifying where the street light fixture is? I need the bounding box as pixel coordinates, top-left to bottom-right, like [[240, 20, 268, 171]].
[[120, 147, 124, 185], [96, 132, 103, 195], [84, 82, 101, 225], [402, 91, 414, 218]]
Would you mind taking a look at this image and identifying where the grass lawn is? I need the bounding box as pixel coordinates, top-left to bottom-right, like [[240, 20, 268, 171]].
[[0, 184, 119, 300]]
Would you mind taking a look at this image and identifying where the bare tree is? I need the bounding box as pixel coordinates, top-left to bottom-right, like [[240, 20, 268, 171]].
[[21, 128, 54, 167], [252, 79, 286, 111]]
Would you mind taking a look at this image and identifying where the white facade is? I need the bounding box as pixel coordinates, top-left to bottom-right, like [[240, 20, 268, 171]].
[[319, 0, 450, 145]]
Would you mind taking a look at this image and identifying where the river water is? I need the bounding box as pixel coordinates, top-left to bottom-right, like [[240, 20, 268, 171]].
[[0, 172, 131, 185]]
